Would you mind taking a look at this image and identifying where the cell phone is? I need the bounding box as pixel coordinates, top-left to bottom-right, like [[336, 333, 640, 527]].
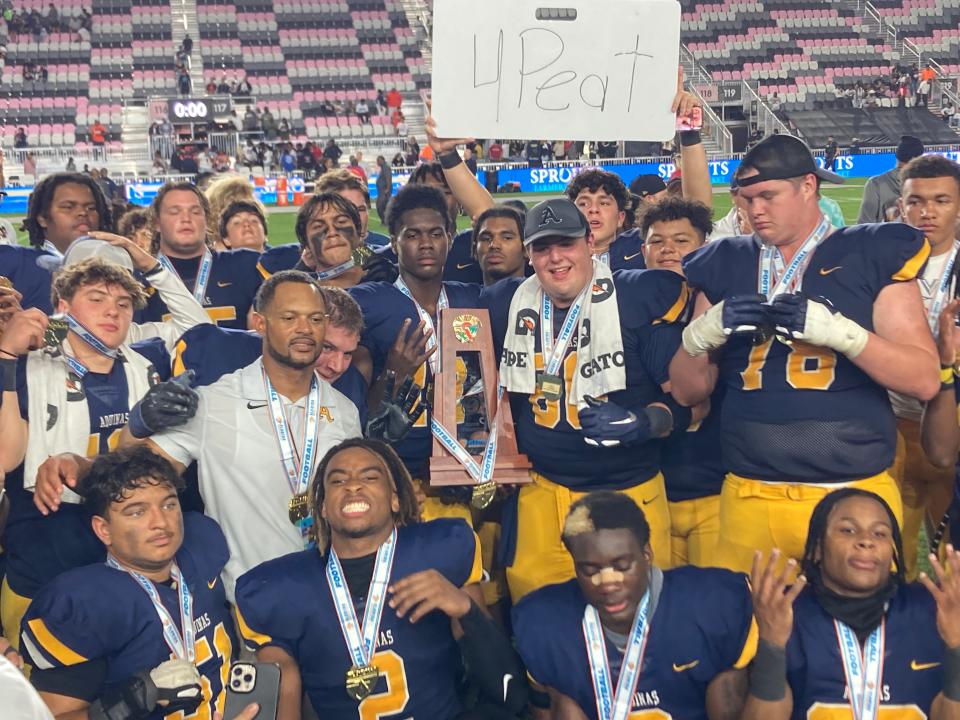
[[223, 662, 281, 720], [675, 106, 704, 132]]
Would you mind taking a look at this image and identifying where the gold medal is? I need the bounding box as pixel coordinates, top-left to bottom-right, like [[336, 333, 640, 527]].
[[352, 245, 374, 266], [538, 373, 563, 402], [0, 276, 12, 289], [345, 664, 380, 701], [288, 492, 309, 525], [44, 317, 69, 348], [471, 480, 497, 509]]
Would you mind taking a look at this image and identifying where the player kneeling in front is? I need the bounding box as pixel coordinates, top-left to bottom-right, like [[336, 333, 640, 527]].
[[512, 491, 757, 719], [743, 488, 960, 719], [20, 446, 235, 719], [234, 438, 526, 720]]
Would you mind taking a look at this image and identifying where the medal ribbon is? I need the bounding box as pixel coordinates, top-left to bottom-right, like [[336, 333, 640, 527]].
[[314, 258, 356, 282], [158, 248, 213, 304], [393, 277, 448, 376], [757, 215, 832, 300], [926, 241, 960, 336], [262, 364, 321, 499], [582, 589, 652, 720], [61, 313, 118, 379], [597, 251, 610, 267], [326, 528, 397, 668], [42, 240, 64, 259], [106, 555, 195, 661], [429, 385, 503, 485], [541, 282, 589, 378], [835, 619, 885, 720]]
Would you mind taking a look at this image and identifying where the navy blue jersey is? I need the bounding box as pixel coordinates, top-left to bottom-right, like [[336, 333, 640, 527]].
[[171, 324, 368, 423], [256, 243, 303, 279], [349, 280, 482, 476], [482, 270, 687, 489], [138, 249, 262, 329], [607, 228, 647, 271], [0, 244, 57, 313], [787, 584, 942, 720], [662, 386, 725, 502], [4, 341, 169, 597], [512, 567, 757, 720], [372, 230, 482, 284], [235, 519, 482, 720], [366, 230, 390, 248], [682, 224, 929, 483], [21, 513, 235, 718]]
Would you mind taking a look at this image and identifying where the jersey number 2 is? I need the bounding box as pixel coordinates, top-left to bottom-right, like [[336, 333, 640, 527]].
[[740, 339, 836, 391], [360, 650, 409, 720]]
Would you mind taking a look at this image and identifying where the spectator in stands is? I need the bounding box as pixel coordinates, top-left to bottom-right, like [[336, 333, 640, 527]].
[[89, 119, 106, 156], [177, 69, 191, 97], [822, 136, 838, 171], [392, 152, 405, 168], [205, 78, 216, 94], [396, 114, 408, 138], [323, 138, 343, 167], [386, 86, 402, 112], [404, 135, 419, 165], [242, 107, 259, 137], [942, 101, 956, 124], [376, 89, 387, 114], [97, 168, 118, 203], [858, 134, 924, 223], [151, 150, 168, 176], [917, 76, 931, 108], [849, 137, 862, 154], [116, 206, 154, 253], [197, 149, 213, 175], [278, 118, 290, 141], [216, 75, 230, 94], [236, 75, 252, 96], [356, 98, 370, 124], [261, 106, 277, 141], [464, 147, 477, 175], [280, 145, 296, 173], [181, 35, 193, 56], [65, 157, 75, 172], [14, 127, 27, 149], [921, 62, 936, 85]]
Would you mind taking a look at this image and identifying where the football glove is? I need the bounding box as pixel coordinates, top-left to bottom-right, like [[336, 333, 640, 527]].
[[768, 293, 868, 358], [682, 295, 770, 356], [128, 371, 199, 439]]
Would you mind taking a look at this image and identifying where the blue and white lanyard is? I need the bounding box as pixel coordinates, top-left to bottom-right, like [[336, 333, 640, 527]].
[[926, 241, 960, 336], [393, 277, 448, 376], [541, 283, 589, 377], [61, 313, 118, 379], [41, 240, 64, 259], [430, 385, 502, 485], [106, 555, 195, 661], [835, 619, 885, 720], [582, 590, 651, 720], [326, 528, 396, 668], [315, 258, 356, 282], [262, 364, 321, 499], [757, 215, 832, 300], [597, 251, 610, 267], [158, 248, 213, 305]]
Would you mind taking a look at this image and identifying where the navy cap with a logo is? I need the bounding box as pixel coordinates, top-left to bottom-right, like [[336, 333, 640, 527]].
[[735, 134, 845, 188], [523, 198, 590, 247]]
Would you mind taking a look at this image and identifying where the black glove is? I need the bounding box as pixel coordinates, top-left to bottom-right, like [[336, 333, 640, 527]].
[[365, 373, 425, 442], [361, 253, 399, 283], [128, 370, 199, 439]]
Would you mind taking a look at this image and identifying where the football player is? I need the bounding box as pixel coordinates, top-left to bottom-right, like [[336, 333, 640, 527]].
[[743, 488, 960, 719], [671, 134, 939, 574], [138, 182, 263, 329], [21, 446, 235, 720], [482, 198, 691, 601], [471, 206, 528, 287], [234, 438, 526, 719], [513, 491, 755, 719]]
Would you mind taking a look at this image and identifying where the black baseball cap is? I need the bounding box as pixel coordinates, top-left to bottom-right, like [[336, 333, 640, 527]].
[[523, 199, 589, 247], [735, 134, 845, 187], [896, 135, 924, 163], [630, 174, 667, 197]]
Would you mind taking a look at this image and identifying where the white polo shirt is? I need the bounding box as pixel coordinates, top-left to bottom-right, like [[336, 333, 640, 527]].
[[152, 357, 362, 600]]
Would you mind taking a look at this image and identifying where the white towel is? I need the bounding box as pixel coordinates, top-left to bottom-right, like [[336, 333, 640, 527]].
[[24, 340, 160, 502], [499, 259, 625, 404]]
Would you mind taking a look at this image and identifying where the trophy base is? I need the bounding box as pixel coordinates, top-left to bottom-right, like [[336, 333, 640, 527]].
[[428, 455, 532, 487]]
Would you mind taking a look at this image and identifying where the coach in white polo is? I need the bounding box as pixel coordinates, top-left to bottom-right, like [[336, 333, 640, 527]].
[[125, 270, 361, 598]]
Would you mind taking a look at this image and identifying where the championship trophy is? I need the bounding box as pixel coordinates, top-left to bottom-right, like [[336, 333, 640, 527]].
[[429, 308, 530, 508]]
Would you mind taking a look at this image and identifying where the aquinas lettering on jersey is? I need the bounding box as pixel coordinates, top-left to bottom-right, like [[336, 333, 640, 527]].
[[99, 412, 129, 429], [632, 689, 660, 708], [378, 629, 394, 648], [842, 684, 892, 703], [579, 351, 625, 379], [194, 612, 211, 635]]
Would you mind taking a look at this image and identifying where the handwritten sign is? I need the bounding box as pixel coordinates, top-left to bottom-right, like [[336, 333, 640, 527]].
[[431, 0, 681, 141]]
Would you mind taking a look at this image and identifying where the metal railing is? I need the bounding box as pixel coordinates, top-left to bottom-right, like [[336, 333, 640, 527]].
[[742, 81, 791, 136], [680, 44, 735, 154]]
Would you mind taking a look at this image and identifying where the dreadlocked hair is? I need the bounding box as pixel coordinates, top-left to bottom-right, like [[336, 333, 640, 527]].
[[309, 438, 421, 554], [25, 172, 114, 248], [800, 488, 905, 585]]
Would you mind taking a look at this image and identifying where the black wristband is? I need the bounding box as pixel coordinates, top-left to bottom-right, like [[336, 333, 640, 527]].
[[458, 599, 487, 635], [660, 394, 693, 435], [1, 358, 16, 392], [142, 262, 164, 279], [679, 129, 702, 147], [945, 645, 960, 701], [438, 150, 463, 169], [748, 638, 787, 701]]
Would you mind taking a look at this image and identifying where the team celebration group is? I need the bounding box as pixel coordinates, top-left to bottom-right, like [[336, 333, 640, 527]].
[[2, 88, 960, 720]]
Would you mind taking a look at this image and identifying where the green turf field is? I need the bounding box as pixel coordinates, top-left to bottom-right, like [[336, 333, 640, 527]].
[[0, 183, 869, 248]]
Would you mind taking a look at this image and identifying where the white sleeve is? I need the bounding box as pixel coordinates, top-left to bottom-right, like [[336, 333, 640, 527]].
[[0, 656, 54, 720], [150, 388, 206, 467], [125, 266, 212, 350]]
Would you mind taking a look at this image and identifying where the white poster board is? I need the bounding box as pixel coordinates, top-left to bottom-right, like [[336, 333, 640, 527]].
[[430, 0, 681, 142]]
